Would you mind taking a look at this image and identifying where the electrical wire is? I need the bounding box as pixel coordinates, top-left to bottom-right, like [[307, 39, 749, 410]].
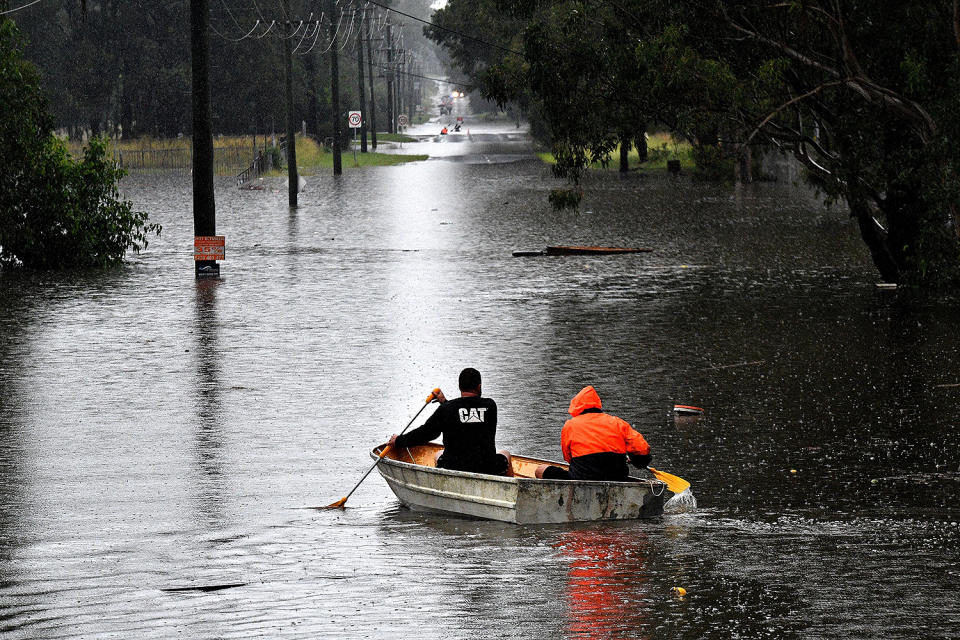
[[296, 17, 325, 54], [290, 11, 314, 52], [0, 0, 43, 15]]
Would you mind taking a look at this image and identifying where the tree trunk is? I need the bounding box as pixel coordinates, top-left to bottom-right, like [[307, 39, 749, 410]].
[[619, 136, 630, 173], [851, 200, 899, 283], [635, 131, 647, 163]]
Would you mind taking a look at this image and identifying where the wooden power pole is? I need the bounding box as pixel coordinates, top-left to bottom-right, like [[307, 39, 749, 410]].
[[190, 0, 217, 277], [357, 11, 367, 153], [364, 14, 378, 150], [284, 0, 298, 207], [329, 0, 342, 175]]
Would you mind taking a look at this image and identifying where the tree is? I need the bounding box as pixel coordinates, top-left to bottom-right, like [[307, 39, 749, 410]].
[[429, 0, 960, 288], [0, 17, 159, 269]]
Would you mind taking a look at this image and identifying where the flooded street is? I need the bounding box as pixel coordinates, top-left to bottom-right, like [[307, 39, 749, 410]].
[[2, 118, 960, 639]]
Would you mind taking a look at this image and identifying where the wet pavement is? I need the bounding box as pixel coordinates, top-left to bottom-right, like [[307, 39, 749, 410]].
[[2, 111, 960, 638]]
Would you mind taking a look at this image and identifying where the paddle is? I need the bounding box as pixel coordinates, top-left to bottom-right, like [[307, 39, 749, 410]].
[[647, 466, 691, 494], [324, 388, 441, 509]]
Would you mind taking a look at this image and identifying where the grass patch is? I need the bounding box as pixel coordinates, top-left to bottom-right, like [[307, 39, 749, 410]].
[[537, 133, 695, 172], [261, 135, 425, 174], [372, 132, 417, 143], [63, 134, 427, 174]]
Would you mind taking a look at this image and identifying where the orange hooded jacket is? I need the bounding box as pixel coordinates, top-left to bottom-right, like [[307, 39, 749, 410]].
[[561, 386, 650, 462]]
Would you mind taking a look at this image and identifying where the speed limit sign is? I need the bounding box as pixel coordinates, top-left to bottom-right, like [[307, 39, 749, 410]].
[[397, 114, 409, 127], [348, 111, 362, 128]]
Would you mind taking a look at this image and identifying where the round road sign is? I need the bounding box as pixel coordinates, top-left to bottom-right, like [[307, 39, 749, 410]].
[[347, 111, 362, 128], [397, 114, 409, 127]]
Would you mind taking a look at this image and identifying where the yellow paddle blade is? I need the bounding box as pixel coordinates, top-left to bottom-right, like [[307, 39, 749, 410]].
[[648, 467, 691, 494], [324, 497, 348, 509]]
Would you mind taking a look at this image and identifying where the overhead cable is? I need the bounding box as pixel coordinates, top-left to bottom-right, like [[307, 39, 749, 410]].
[[0, 0, 43, 15]]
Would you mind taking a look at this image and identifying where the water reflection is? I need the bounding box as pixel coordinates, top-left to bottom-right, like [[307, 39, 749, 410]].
[[191, 278, 225, 526], [557, 527, 651, 639]]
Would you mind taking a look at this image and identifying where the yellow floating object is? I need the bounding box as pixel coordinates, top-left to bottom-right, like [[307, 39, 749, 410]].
[[790, 469, 797, 474], [672, 586, 687, 597]]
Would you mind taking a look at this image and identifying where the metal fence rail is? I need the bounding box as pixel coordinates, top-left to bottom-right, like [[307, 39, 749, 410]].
[[117, 144, 256, 176]]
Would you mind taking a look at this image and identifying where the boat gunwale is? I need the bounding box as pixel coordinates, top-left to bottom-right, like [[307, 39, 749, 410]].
[[371, 447, 668, 491]]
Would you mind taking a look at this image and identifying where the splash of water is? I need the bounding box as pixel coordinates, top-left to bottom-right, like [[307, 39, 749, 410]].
[[664, 488, 697, 513]]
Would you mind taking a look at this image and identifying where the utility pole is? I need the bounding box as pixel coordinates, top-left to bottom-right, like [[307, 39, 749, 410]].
[[191, 0, 217, 277], [385, 20, 394, 134], [328, 0, 342, 175], [283, 0, 298, 207], [356, 11, 367, 153], [364, 14, 378, 149]]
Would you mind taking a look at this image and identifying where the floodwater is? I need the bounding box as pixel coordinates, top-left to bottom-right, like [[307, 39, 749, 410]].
[[2, 115, 960, 639]]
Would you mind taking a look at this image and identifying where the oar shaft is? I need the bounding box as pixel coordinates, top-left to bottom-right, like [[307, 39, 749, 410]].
[[335, 397, 434, 505]]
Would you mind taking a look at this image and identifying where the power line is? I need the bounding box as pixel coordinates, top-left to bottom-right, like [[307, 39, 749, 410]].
[[0, 0, 44, 15]]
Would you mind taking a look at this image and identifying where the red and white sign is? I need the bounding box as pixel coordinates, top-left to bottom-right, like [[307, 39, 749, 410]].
[[397, 114, 409, 127], [348, 111, 362, 128], [194, 236, 225, 261]]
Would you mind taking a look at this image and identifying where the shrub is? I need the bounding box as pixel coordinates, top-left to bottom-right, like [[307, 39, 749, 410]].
[[0, 19, 159, 269]]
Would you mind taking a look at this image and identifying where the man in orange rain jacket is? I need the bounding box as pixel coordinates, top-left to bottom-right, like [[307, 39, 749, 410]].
[[536, 386, 652, 481]]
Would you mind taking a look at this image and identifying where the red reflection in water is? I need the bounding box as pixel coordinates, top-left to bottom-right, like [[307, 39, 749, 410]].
[[557, 528, 651, 639]]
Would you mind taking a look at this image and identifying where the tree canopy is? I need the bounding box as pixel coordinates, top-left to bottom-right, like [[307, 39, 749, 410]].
[[429, 0, 960, 288], [0, 17, 158, 269]]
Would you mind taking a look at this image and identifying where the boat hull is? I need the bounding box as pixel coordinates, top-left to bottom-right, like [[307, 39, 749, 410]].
[[372, 445, 669, 524]]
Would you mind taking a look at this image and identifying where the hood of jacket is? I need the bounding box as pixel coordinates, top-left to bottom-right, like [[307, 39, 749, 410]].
[[568, 386, 602, 417]]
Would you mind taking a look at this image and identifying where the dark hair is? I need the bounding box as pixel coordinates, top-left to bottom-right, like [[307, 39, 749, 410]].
[[458, 367, 481, 392]]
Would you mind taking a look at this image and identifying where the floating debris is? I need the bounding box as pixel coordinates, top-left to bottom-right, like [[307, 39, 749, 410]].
[[545, 245, 652, 255], [673, 404, 704, 415], [161, 582, 246, 593], [706, 360, 765, 371], [513, 245, 653, 257]]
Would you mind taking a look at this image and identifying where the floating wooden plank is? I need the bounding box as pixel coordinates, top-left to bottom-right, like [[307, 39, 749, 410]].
[[545, 245, 652, 255], [512, 250, 545, 257]]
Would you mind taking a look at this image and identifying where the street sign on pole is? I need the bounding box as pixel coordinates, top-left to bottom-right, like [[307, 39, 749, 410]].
[[397, 114, 409, 128], [348, 111, 362, 165]]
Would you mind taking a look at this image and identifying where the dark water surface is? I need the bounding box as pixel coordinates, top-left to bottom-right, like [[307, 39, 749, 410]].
[[2, 120, 959, 639]]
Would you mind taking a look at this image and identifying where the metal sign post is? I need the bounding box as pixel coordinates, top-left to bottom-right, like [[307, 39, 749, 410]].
[[397, 114, 408, 148], [348, 110, 362, 165]]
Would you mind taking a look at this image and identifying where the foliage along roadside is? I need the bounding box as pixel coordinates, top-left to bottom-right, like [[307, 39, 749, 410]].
[[428, 0, 960, 289], [0, 18, 159, 270]]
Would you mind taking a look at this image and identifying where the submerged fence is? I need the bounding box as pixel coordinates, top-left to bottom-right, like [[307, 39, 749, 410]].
[[115, 144, 262, 176]]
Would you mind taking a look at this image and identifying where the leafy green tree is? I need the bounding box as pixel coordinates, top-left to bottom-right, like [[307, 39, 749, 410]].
[[430, 0, 960, 287], [0, 18, 159, 269]]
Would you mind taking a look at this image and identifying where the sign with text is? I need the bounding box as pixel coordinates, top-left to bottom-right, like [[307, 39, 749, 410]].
[[397, 114, 409, 127], [194, 236, 225, 261], [348, 111, 362, 128]]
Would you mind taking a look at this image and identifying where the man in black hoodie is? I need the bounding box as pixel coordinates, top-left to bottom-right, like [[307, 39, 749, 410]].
[[389, 368, 512, 476]]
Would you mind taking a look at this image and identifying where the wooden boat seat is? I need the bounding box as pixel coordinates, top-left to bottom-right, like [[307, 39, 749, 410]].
[[380, 443, 569, 479]]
